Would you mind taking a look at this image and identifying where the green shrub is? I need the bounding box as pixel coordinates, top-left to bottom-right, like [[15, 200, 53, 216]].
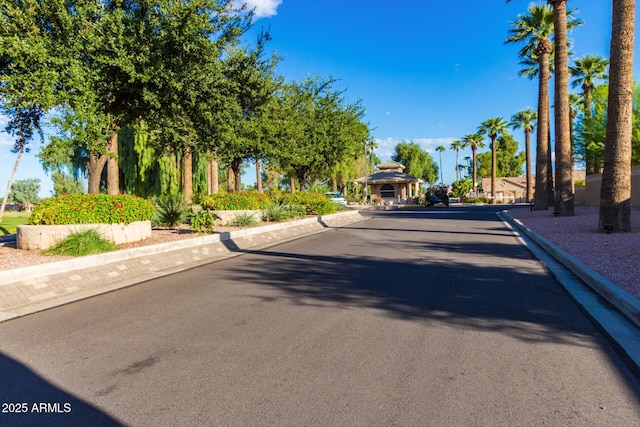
[[190, 211, 220, 233], [228, 212, 258, 227], [43, 229, 117, 256], [280, 192, 336, 215], [200, 191, 271, 211], [30, 194, 156, 225], [153, 194, 187, 228], [461, 196, 490, 204], [574, 179, 586, 187], [263, 202, 291, 222], [263, 202, 307, 222]]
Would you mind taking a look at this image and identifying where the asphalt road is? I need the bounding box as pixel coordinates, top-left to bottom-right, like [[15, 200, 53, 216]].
[[1, 205, 639, 426]]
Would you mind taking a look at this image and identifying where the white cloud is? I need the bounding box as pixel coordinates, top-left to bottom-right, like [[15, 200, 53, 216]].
[[235, 0, 282, 19], [374, 136, 457, 160]]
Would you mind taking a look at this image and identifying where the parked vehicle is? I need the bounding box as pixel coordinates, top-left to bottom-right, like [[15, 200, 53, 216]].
[[326, 192, 347, 206], [425, 186, 449, 207]]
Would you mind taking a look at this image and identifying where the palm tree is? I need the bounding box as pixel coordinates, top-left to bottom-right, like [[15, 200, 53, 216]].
[[599, 0, 635, 233], [435, 145, 446, 185], [570, 54, 609, 174], [506, 3, 581, 210], [509, 108, 537, 203], [449, 140, 463, 182], [478, 117, 508, 204], [506, 4, 554, 210], [548, 0, 579, 216], [461, 133, 485, 193]]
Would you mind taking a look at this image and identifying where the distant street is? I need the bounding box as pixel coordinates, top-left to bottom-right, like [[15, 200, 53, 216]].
[[1, 205, 639, 426]]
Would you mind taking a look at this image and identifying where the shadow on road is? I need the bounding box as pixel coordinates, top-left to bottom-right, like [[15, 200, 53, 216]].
[[0, 352, 123, 426]]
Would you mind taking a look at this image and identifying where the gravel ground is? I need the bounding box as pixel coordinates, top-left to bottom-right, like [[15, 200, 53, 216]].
[[506, 204, 640, 300]]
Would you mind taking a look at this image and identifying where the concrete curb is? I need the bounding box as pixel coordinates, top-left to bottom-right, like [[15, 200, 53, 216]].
[[1, 210, 362, 287], [0, 210, 364, 322], [498, 211, 640, 330]]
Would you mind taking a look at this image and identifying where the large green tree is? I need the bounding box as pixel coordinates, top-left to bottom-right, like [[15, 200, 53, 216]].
[[392, 141, 439, 185], [7, 178, 40, 205], [270, 76, 369, 191], [477, 134, 525, 179], [26, 0, 251, 196], [216, 34, 281, 193], [570, 54, 609, 174], [599, 0, 635, 232]]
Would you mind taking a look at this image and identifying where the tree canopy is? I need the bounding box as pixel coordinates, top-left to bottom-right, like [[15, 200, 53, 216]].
[[392, 141, 439, 185]]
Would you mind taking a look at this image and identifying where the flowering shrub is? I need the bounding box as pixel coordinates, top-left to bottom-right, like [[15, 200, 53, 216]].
[[200, 191, 271, 210], [29, 194, 156, 225], [280, 192, 336, 215]]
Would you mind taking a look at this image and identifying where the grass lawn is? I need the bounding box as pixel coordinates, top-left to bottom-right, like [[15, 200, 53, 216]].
[[0, 211, 31, 235]]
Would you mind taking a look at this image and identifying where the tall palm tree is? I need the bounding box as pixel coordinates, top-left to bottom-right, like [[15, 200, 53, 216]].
[[449, 140, 463, 182], [599, 0, 635, 233], [461, 133, 485, 193], [570, 54, 609, 174], [478, 117, 508, 204], [507, 3, 554, 210], [548, 0, 577, 216], [435, 145, 446, 185], [506, 3, 581, 210], [509, 108, 537, 203]]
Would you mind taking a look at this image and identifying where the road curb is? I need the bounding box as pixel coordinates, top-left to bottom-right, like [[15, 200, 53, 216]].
[[0, 210, 365, 322], [498, 211, 640, 330]]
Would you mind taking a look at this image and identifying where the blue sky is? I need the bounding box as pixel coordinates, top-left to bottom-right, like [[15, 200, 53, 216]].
[[1, 0, 638, 197]]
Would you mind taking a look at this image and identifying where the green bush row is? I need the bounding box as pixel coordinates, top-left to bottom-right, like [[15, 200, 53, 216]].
[[461, 196, 490, 204], [200, 191, 271, 211], [280, 192, 336, 215], [29, 194, 156, 225]]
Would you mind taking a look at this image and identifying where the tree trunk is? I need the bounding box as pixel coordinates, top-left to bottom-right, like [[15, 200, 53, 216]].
[[106, 131, 119, 195], [183, 147, 193, 204], [332, 177, 338, 192], [472, 146, 478, 192], [208, 159, 219, 194], [227, 166, 234, 192], [256, 159, 263, 192], [0, 144, 24, 225], [233, 159, 242, 193], [550, 0, 574, 216], [534, 38, 553, 210], [490, 136, 497, 204], [599, 0, 635, 232], [547, 112, 554, 205], [525, 130, 532, 203], [289, 176, 296, 194], [88, 152, 108, 194]]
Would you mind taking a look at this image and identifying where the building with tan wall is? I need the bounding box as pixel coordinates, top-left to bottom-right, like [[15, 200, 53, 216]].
[[355, 161, 422, 204], [585, 165, 640, 207]]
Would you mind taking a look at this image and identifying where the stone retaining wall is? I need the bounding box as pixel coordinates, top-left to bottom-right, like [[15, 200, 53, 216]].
[[17, 221, 152, 250]]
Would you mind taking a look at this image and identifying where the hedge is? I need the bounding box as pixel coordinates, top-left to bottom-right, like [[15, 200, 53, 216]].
[[200, 191, 271, 210], [280, 192, 336, 215], [29, 194, 156, 225]]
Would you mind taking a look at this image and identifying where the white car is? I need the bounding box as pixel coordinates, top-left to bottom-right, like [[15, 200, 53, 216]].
[[326, 192, 347, 206]]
